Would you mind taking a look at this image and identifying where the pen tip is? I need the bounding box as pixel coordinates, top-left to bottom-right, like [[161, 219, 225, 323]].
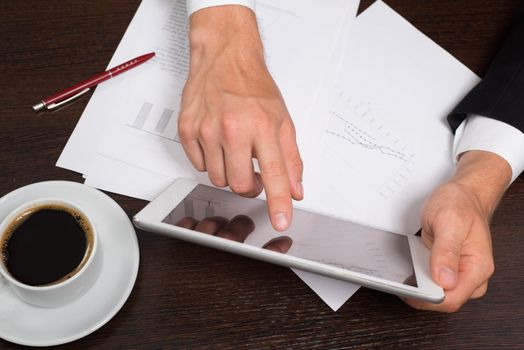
[[32, 102, 45, 112]]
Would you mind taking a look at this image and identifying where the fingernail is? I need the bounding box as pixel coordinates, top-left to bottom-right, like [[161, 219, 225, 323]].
[[274, 212, 289, 231], [439, 267, 457, 287], [296, 181, 304, 198]]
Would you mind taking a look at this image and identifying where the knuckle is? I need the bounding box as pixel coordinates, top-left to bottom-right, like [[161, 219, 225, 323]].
[[254, 113, 276, 135], [229, 180, 254, 196], [421, 231, 434, 248], [194, 164, 206, 173], [477, 287, 488, 298], [444, 301, 463, 313], [263, 160, 286, 178], [220, 113, 241, 139], [209, 176, 227, 188], [289, 154, 303, 172], [178, 118, 195, 142], [199, 121, 216, 143], [438, 246, 461, 260], [430, 211, 467, 244], [433, 207, 462, 227], [486, 261, 495, 277], [194, 163, 206, 172]]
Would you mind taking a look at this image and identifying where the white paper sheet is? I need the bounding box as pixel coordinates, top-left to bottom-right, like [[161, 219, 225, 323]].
[[302, 1, 480, 234], [65, 0, 362, 311], [93, 0, 360, 186], [56, 0, 157, 174], [95, 0, 479, 234], [58, 0, 360, 175], [61, 0, 482, 311]]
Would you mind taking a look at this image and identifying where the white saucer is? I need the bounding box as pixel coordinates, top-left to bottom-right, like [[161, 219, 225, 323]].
[[0, 181, 140, 347]]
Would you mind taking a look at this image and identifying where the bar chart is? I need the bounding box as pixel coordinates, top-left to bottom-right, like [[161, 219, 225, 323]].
[[128, 101, 180, 143]]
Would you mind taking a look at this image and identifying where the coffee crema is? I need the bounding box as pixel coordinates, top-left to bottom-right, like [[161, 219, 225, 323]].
[[0, 204, 94, 287]]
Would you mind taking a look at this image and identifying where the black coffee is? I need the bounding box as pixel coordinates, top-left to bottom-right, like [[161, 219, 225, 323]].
[[0, 205, 93, 286]]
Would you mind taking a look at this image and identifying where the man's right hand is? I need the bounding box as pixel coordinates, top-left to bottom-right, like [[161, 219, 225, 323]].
[[179, 5, 303, 232]]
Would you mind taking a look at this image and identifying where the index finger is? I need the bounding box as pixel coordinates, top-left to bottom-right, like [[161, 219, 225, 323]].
[[255, 136, 292, 231]]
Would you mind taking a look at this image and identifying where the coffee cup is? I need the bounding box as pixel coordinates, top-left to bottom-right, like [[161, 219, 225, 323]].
[[0, 198, 101, 308]]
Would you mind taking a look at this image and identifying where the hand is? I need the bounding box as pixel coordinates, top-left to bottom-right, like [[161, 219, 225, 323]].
[[179, 6, 303, 232], [175, 215, 292, 253], [403, 151, 512, 312]]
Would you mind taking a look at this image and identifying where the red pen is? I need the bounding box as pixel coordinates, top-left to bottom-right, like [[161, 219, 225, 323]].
[[32, 52, 156, 111]]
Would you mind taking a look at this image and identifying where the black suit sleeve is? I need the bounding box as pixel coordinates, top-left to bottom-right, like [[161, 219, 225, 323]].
[[448, 7, 524, 133]]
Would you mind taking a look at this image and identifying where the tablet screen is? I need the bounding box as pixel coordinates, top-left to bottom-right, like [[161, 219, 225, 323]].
[[163, 184, 417, 287]]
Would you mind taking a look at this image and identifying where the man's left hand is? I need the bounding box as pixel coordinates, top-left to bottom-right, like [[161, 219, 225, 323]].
[[403, 150, 512, 312]]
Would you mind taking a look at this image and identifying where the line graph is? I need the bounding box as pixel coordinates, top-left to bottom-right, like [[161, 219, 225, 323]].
[[326, 112, 409, 162], [321, 91, 417, 200]]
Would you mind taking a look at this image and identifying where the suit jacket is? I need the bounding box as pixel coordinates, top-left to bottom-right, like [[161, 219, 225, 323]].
[[449, 7, 524, 133]]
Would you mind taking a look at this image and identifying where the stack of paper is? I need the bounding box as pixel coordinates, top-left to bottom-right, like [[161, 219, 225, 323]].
[[58, 0, 479, 310]]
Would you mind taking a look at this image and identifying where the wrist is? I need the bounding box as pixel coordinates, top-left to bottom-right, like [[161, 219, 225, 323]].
[[189, 5, 263, 60], [452, 150, 511, 217]]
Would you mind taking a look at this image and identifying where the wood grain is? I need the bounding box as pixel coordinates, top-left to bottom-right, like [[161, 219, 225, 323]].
[[1, 1, 523, 348]]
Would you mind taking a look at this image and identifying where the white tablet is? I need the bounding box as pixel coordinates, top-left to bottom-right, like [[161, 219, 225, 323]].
[[133, 178, 444, 303]]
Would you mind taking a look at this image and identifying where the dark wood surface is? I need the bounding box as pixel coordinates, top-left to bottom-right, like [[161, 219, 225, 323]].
[[1, 0, 523, 348]]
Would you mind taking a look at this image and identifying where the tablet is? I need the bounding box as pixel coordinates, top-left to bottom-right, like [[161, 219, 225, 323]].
[[133, 178, 444, 303]]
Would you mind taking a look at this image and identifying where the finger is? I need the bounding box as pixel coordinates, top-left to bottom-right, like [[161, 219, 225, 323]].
[[402, 258, 490, 313], [401, 296, 435, 312], [435, 249, 492, 311], [194, 217, 229, 235], [175, 217, 199, 230], [223, 143, 263, 198], [263, 236, 293, 253], [178, 117, 206, 171], [279, 119, 303, 201], [216, 215, 255, 242], [181, 140, 206, 172], [255, 136, 292, 231], [426, 213, 468, 290], [470, 282, 488, 299], [200, 138, 227, 188]]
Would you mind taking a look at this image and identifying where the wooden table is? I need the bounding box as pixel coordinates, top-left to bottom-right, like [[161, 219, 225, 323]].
[[1, 1, 523, 348]]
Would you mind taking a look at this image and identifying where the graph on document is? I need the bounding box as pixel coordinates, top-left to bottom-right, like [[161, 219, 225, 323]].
[[323, 91, 416, 199], [127, 101, 180, 143]]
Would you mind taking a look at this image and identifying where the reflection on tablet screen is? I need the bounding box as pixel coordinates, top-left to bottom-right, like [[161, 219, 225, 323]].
[[163, 184, 417, 287]]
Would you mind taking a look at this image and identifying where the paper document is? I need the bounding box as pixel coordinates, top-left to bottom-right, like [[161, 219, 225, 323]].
[[302, 1, 480, 234], [60, 0, 362, 311], [58, 0, 480, 310], [92, 0, 360, 187], [58, 0, 359, 175]]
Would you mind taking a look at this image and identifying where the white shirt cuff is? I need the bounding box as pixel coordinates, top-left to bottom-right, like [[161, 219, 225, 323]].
[[186, 0, 256, 17], [453, 115, 524, 183]]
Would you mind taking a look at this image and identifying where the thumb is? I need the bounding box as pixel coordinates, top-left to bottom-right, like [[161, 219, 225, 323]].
[[426, 216, 466, 290]]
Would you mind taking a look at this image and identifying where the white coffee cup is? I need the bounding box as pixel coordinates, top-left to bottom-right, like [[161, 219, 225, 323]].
[[0, 198, 101, 308]]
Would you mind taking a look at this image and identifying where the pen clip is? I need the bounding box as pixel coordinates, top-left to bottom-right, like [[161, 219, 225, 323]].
[[47, 88, 91, 110]]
